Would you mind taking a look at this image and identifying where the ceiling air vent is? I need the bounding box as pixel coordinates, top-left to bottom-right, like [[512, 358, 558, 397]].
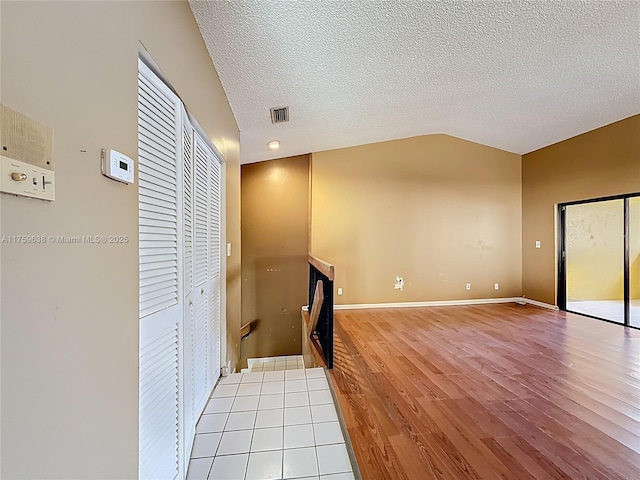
[[270, 106, 289, 124]]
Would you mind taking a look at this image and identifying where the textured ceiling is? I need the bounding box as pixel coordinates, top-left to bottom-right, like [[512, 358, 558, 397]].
[[190, 1, 640, 164]]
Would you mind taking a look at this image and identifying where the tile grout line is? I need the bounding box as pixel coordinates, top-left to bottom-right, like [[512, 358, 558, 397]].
[[191, 365, 353, 480]]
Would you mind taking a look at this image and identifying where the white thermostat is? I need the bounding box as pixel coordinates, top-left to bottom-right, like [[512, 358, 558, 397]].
[[101, 149, 134, 184]]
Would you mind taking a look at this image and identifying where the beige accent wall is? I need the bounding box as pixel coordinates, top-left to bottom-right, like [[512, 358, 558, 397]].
[[0, 2, 240, 479], [241, 156, 309, 366], [522, 115, 640, 305], [311, 135, 522, 304]]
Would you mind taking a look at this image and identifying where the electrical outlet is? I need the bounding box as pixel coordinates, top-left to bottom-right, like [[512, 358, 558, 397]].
[[337, 287, 343, 295], [495, 283, 499, 290], [466, 283, 471, 290], [535, 241, 541, 249], [394, 276, 404, 290]]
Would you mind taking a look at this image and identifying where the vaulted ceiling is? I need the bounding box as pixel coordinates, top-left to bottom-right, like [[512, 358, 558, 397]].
[[190, 1, 640, 164]]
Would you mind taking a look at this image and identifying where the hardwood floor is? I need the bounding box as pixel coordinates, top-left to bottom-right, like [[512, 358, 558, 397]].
[[329, 303, 640, 479]]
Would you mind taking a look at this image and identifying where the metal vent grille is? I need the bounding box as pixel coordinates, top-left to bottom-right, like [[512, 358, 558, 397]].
[[270, 106, 289, 124], [1, 104, 54, 170]]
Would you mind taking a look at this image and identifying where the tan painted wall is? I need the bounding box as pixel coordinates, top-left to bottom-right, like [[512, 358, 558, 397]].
[[565, 200, 624, 301], [522, 115, 640, 305], [311, 135, 522, 304], [0, 2, 240, 479], [241, 156, 309, 366]]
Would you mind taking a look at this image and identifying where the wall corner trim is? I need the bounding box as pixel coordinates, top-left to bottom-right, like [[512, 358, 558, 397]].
[[523, 298, 560, 310]]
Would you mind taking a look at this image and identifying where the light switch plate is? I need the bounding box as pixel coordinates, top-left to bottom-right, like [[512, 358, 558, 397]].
[[535, 241, 541, 249], [227, 243, 232, 257], [1, 155, 55, 201]]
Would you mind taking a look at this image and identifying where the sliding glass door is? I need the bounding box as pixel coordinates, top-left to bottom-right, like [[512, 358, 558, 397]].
[[630, 197, 640, 327], [559, 193, 640, 327]]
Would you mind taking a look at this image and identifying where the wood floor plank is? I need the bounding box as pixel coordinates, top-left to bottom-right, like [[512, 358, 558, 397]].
[[329, 304, 640, 479]]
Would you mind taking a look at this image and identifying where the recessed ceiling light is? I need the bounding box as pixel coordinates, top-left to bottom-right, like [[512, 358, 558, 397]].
[[268, 140, 280, 150]]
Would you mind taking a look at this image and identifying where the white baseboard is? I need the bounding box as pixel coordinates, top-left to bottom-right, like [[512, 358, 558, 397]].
[[302, 297, 559, 311], [333, 297, 519, 310], [522, 298, 559, 310]]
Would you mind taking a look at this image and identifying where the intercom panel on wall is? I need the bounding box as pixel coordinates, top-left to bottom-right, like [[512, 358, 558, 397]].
[[0, 104, 56, 201]]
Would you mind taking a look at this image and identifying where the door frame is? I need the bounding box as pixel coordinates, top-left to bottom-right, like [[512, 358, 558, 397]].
[[557, 192, 640, 328]]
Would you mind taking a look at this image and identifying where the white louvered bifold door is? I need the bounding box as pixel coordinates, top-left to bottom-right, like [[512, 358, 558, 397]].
[[181, 112, 196, 464], [208, 151, 222, 385], [138, 61, 184, 480], [192, 134, 210, 416]]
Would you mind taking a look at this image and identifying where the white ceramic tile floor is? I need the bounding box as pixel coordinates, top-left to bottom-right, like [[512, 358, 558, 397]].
[[317, 444, 352, 476], [263, 371, 285, 382], [283, 446, 319, 478], [285, 392, 309, 408], [251, 426, 283, 452], [261, 381, 284, 395], [191, 433, 222, 458], [209, 454, 248, 480], [205, 397, 234, 414], [313, 422, 344, 446], [186, 457, 213, 480], [309, 389, 333, 406], [285, 379, 307, 394], [187, 366, 355, 480], [242, 372, 265, 383], [284, 406, 312, 426], [284, 424, 315, 449], [196, 413, 229, 434], [212, 384, 239, 398], [255, 408, 284, 429], [258, 394, 284, 411], [217, 430, 254, 456], [321, 473, 356, 480], [225, 411, 257, 431], [219, 373, 243, 384], [284, 369, 306, 381], [245, 355, 305, 373], [311, 404, 338, 424], [238, 383, 263, 396], [246, 450, 283, 480], [232, 396, 260, 412]]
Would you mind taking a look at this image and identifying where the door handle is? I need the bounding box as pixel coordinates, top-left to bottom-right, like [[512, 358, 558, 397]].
[[189, 299, 193, 306], [201, 288, 205, 294]]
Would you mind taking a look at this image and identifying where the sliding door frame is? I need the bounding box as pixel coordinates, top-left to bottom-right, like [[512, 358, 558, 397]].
[[558, 192, 640, 328]]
